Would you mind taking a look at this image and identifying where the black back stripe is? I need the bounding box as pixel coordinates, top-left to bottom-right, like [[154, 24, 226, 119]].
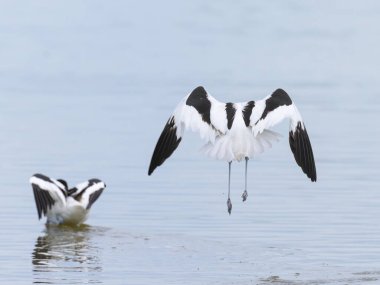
[[225, 103, 236, 129], [185, 86, 212, 125], [258, 89, 292, 123], [242, 101, 255, 127], [57, 179, 68, 190]]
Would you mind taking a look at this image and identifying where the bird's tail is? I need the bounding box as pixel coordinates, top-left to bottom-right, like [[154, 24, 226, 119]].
[[200, 130, 281, 161]]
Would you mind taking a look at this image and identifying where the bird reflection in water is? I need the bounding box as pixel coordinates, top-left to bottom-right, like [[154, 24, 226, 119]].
[[32, 224, 106, 284]]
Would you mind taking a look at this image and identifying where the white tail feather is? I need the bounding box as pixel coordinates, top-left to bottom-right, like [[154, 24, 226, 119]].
[[200, 130, 281, 161]]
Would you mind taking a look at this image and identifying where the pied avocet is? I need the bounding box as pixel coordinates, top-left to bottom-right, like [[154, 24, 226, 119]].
[[29, 173, 106, 225], [148, 86, 316, 214]]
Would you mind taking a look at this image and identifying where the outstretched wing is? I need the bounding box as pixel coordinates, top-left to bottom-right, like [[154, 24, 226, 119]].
[[148, 86, 228, 175], [248, 89, 317, 181], [29, 174, 67, 219], [69, 179, 106, 210]]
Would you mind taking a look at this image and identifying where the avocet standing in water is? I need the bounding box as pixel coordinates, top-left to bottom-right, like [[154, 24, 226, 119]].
[[29, 173, 106, 225], [148, 86, 316, 214]]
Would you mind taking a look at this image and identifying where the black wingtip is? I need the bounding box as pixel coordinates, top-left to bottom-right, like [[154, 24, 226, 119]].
[[87, 189, 104, 210], [31, 184, 55, 220], [289, 122, 317, 182], [148, 117, 182, 175], [32, 186, 43, 219]]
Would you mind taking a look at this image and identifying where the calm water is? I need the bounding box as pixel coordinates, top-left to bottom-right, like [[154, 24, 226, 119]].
[[1, 1, 380, 284]]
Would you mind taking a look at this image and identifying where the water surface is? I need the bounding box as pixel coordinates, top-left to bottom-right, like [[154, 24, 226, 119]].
[[1, 1, 380, 284]]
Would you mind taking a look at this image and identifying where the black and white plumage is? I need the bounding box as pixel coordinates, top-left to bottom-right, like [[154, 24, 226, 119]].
[[29, 173, 106, 225], [148, 86, 316, 214]]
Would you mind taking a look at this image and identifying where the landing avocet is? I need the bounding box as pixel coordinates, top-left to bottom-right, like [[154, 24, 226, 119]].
[[148, 86, 316, 214], [29, 174, 106, 225]]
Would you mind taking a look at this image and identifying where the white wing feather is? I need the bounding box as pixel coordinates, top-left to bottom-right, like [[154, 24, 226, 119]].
[[173, 94, 226, 143], [251, 97, 303, 136], [72, 180, 106, 209], [29, 175, 66, 207]]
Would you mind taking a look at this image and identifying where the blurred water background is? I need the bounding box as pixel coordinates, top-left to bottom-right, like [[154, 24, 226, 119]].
[[0, 1, 380, 284]]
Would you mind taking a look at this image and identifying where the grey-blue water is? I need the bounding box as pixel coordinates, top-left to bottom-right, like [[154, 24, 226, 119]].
[[1, 1, 380, 284]]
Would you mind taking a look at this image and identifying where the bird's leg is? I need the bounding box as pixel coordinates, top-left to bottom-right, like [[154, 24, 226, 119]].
[[227, 161, 232, 215], [242, 157, 248, 202]]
